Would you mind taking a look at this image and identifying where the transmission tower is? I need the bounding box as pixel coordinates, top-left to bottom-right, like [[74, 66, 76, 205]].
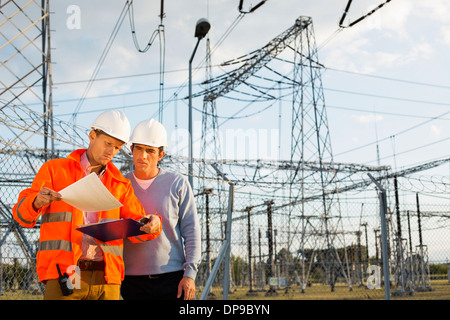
[[196, 37, 229, 288], [1, 0, 54, 160], [0, 0, 54, 294], [287, 17, 342, 292], [199, 38, 222, 183], [194, 16, 351, 292]]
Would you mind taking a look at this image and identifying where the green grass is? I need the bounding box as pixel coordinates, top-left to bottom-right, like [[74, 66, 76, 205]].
[[2, 280, 449, 300], [205, 280, 450, 300]]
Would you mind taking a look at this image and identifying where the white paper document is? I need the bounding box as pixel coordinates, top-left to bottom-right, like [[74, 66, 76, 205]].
[[59, 173, 123, 212]]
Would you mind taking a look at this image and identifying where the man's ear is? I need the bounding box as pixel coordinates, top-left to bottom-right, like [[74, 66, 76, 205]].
[[88, 130, 96, 142], [158, 151, 166, 161]]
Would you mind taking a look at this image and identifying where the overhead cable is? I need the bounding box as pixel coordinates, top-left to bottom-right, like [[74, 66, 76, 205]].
[[339, 0, 392, 28], [238, 0, 267, 14], [70, 1, 130, 123]]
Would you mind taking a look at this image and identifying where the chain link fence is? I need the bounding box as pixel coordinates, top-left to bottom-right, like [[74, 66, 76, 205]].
[[1, 150, 449, 300], [218, 193, 449, 300]]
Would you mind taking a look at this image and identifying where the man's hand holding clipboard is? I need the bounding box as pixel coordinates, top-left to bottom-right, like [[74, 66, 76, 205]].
[[139, 214, 160, 235]]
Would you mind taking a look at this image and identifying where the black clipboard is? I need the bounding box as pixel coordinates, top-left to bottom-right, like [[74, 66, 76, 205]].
[[76, 218, 146, 242]]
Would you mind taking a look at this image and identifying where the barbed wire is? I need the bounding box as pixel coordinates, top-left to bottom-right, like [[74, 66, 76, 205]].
[[0, 103, 88, 162]]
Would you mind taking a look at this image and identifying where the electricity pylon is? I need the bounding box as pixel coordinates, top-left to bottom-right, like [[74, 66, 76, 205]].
[[196, 16, 350, 292], [1, 0, 54, 160]]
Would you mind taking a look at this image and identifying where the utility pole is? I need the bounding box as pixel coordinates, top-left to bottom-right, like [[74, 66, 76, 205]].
[[245, 206, 258, 296], [265, 200, 277, 296]]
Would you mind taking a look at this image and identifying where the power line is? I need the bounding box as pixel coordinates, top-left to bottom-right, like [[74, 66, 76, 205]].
[[44, 67, 450, 115], [127, 0, 166, 121], [339, 0, 393, 28], [324, 87, 450, 108], [325, 67, 450, 91], [50, 71, 450, 126], [325, 104, 450, 121], [49, 63, 450, 95], [128, 0, 164, 53], [52, 89, 450, 123], [70, 1, 131, 122], [54, 1, 448, 171], [332, 108, 450, 158]]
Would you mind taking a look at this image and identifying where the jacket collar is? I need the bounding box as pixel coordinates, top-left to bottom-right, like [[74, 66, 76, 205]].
[[68, 149, 127, 183]]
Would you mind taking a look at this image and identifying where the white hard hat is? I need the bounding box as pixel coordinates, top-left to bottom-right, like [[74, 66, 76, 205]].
[[90, 110, 131, 144], [130, 118, 168, 148]]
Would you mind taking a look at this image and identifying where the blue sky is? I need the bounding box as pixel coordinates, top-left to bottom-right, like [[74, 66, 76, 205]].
[[3, 0, 450, 196], [41, 1, 449, 172]]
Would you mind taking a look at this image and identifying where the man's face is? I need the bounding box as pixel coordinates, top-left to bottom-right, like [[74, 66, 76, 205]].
[[132, 144, 164, 173], [87, 130, 124, 167]]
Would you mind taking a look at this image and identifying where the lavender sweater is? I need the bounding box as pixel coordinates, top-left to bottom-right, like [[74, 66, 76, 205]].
[[123, 169, 201, 280]]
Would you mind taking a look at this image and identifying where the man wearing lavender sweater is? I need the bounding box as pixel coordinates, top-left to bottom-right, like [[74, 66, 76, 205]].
[[121, 119, 201, 300]]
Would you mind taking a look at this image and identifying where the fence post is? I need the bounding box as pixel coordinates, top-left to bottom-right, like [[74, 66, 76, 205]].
[[199, 164, 234, 300], [222, 182, 234, 299], [367, 173, 391, 300]]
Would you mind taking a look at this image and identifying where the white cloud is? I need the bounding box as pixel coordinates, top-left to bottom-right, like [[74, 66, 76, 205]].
[[377, 0, 413, 38], [429, 125, 441, 137], [322, 3, 437, 73], [439, 26, 450, 46], [107, 44, 139, 74], [371, 41, 434, 68], [417, 0, 450, 23]]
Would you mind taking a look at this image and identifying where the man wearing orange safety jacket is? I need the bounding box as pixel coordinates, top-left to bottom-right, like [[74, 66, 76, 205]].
[[12, 110, 162, 300]]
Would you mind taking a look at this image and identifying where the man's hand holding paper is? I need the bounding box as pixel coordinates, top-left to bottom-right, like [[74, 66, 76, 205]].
[[33, 187, 62, 211]]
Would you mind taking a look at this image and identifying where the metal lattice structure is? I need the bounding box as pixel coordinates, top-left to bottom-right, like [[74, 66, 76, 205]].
[[1, 3, 449, 300], [196, 16, 354, 292], [187, 15, 449, 297], [1, 0, 55, 159]]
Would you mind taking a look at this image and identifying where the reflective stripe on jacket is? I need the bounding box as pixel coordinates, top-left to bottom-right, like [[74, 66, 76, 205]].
[[12, 149, 161, 284]]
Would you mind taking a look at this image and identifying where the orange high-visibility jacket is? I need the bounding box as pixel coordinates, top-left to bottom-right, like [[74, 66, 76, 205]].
[[12, 149, 162, 284]]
